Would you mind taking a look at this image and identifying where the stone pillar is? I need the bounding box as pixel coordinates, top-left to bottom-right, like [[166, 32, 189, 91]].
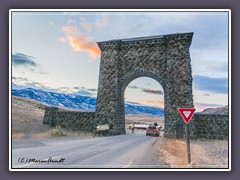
[[163, 33, 194, 138], [95, 41, 126, 135]]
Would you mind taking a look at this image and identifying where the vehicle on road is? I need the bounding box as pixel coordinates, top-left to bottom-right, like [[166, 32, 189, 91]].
[[146, 125, 160, 136]]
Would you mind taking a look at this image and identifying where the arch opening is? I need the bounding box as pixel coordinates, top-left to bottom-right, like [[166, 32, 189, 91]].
[[124, 77, 165, 136]]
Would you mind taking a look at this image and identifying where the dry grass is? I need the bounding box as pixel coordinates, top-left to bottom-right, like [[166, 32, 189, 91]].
[[12, 132, 25, 140], [30, 128, 93, 139], [12, 96, 52, 135], [62, 130, 93, 137], [48, 129, 66, 137], [31, 132, 51, 139], [31, 129, 67, 139], [158, 138, 228, 168], [158, 138, 189, 166]]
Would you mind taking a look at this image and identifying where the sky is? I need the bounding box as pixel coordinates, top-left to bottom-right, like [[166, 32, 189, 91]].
[[11, 10, 229, 112]]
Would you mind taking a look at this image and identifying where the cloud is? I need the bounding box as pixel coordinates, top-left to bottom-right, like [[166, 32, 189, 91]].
[[39, 71, 49, 75], [126, 100, 164, 108], [125, 101, 141, 105], [203, 93, 210, 96], [191, 48, 228, 78], [49, 21, 55, 27], [127, 86, 164, 95], [128, 85, 140, 89], [103, 12, 196, 41], [94, 16, 108, 28], [56, 86, 97, 97], [12, 53, 48, 74], [81, 21, 92, 33], [12, 53, 38, 67], [140, 100, 164, 107], [61, 26, 100, 59], [88, 88, 97, 92], [27, 82, 47, 88], [58, 15, 109, 59], [142, 88, 163, 95], [12, 78, 97, 97], [75, 90, 93, 96], [12, 77, 30, 85], [58, 37, 67, 43], [193, 75, 228, 94], [80, 17, 92, 33], [12, 77, 51, 90]]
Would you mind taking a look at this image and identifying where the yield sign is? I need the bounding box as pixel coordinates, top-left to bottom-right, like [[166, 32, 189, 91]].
[[178, 108, 196, 124]]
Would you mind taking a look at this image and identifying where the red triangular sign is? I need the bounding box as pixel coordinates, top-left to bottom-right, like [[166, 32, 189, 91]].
[[178, 108, 196, 124]]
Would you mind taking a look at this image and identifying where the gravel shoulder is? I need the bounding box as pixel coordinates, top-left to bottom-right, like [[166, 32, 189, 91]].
[[190, 140, 228, 168], [158, 138, 229, 169]]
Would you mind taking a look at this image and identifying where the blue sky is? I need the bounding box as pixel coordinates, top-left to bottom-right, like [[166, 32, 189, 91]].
[[11, 10, 229, 111]]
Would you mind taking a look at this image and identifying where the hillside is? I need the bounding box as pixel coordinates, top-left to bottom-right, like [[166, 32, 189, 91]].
[[125, 114, 164, 124], [12, 96, 51, 136], [12, 96, 88, 139], [200, 105, 228, 115]]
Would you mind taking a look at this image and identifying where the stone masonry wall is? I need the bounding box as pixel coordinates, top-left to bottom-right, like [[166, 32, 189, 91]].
[[42, 107, 229, 140], [43, 107, 94, 131], [194, 114, 228, 140]]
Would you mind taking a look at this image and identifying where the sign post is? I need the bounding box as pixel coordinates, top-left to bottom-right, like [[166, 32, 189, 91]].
[[186, 123, 191, 164], [178, 108, 196, 164]]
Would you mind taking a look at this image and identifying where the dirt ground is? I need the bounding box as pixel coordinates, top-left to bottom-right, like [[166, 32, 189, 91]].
[[158, 138, 228, 168]]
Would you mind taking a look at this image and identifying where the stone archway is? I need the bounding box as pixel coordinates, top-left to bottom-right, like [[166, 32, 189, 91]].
[[94, 32, 194, 138]]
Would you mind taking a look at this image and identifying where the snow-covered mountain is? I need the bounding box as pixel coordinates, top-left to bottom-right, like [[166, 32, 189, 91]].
[[12, 87, 96, 111], [124, 103, 164, 117], [11, 84, 164, 117], [199, 105, 228, 115]]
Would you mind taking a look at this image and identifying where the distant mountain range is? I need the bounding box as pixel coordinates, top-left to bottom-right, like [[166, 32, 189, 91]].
[[12, 83, 164, 117], [199, 105, 228, 115], [11, 83, 228, 117]]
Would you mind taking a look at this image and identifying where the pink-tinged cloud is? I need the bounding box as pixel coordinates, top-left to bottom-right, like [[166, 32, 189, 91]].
[[61, 26, 100, 59], [62, 26, 76, 32], [58, 37, 67, 43], [140, 100, 164, 108], [66, 36, 101, 58], [80, 21, 92, 33]]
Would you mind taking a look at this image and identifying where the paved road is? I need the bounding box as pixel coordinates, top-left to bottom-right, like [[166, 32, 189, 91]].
[[12, 130, 166, 169]]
